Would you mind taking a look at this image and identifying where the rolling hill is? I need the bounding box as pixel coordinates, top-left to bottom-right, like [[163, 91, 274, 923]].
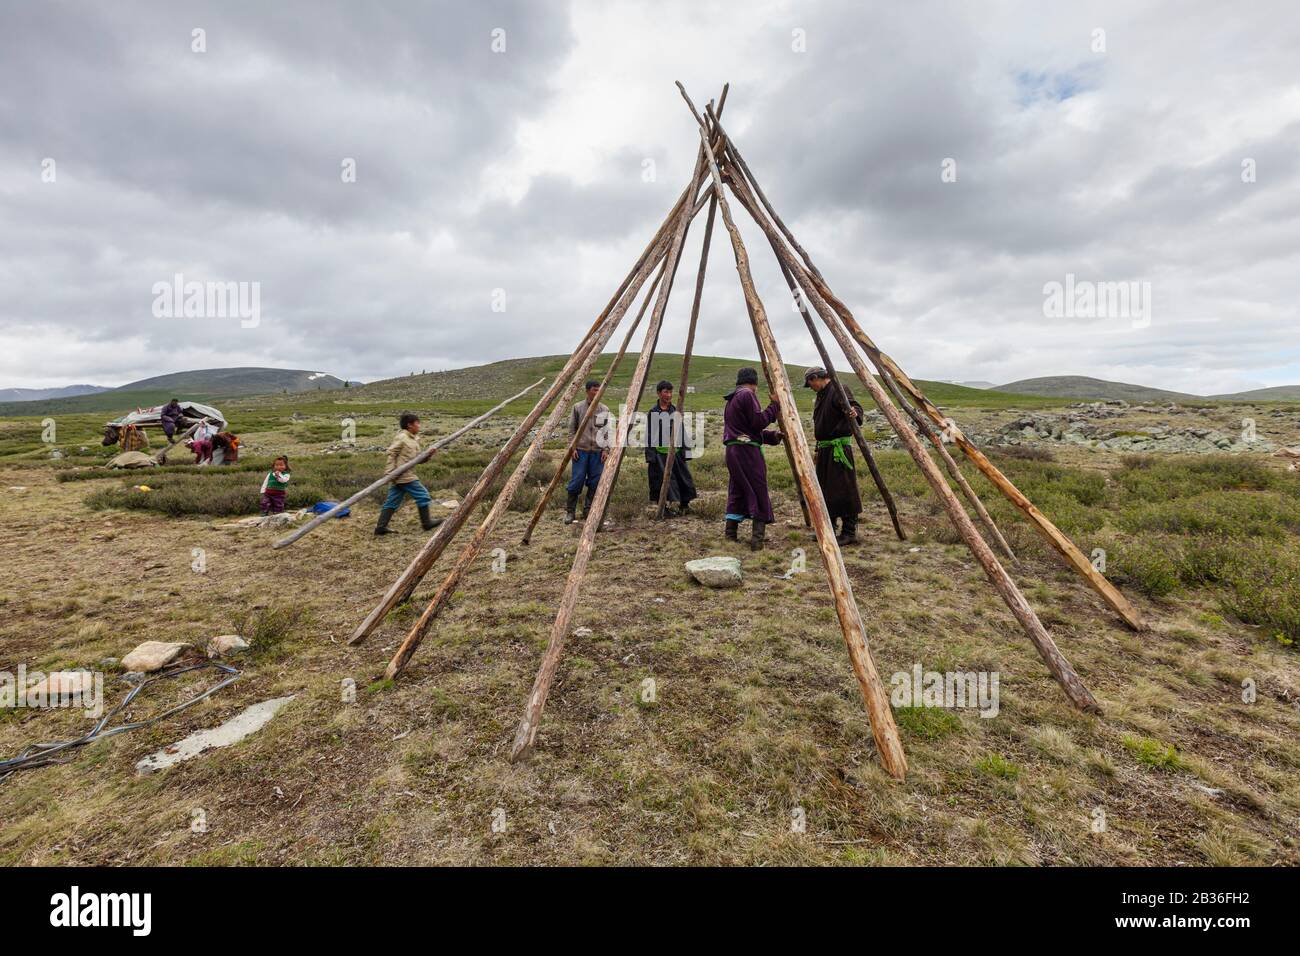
[[0, 367, 353, 416], [993, 376, 1196, 403], [0, 384, 110, 403]]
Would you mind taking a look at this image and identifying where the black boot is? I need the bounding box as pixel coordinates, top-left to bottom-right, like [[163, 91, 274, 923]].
[[750, 519, 767, 552], [836, 516, 858, 546], [724, 518, 739, 541], [583, 487, 597, 523], [418, 504, 442, 531], [564, 491, 579, 525], [374, 508, 397, 535]]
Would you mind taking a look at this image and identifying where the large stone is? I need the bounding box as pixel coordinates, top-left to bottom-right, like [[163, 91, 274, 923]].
[[135, 696, 296, 774], [27, 671, 97, 702], [206, 634, 250, 658], [121, 641, 188, 673], [685, 556, 743, 589]]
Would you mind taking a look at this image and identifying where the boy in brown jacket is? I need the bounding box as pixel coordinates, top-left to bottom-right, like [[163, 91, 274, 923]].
[[375, 412, 442, 535]]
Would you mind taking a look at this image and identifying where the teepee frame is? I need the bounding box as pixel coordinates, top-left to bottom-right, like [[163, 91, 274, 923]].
[[350, 84, 1145, 781]]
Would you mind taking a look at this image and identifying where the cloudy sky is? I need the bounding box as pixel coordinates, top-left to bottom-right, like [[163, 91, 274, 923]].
[[1, 0, 1297, 393]]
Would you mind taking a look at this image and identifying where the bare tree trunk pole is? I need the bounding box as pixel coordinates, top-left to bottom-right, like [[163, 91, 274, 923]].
[[769, 241, 905, 540], [347, 195, 705, 646], [682, 117, 908, 778], [383, 269, 672, 677], [521, 263, 665, 544], [152, 419, 210, 464], [876, 364, 1018, 563], [721, 160, 1101, 714], [694, 100, 1142, 632], [275, 378, 545, 550], [510, 141, 710, 763], [654, 192, 717, 520]]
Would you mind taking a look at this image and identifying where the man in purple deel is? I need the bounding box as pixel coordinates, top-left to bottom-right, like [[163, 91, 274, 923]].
[[722, 366, 784, 551]]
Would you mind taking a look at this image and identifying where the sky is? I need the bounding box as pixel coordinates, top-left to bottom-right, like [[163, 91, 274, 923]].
[[1, 0, 1297, 394]]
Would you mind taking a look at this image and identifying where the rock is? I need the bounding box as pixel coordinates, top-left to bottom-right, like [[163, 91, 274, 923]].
[[685, 556, 743, 588], [121, 641, 188, 673], [206, 634, 250, 658], [135, 695, 296, 774], [572, 626, 594, 638]]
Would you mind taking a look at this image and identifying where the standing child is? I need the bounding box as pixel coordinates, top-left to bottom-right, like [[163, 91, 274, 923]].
[[260, 456, 291, 515], [375, 412, 442, 535]]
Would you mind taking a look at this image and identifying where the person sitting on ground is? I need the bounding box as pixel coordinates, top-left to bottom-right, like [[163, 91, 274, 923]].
[[212, 431, 240, 465], [259, 456, 291, 515], [375, 412, 442, 535], [160, 399, 184, 444]]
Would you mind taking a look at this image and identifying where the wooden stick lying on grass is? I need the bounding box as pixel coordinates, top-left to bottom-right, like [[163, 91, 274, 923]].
[[272, 378, 545, 550]]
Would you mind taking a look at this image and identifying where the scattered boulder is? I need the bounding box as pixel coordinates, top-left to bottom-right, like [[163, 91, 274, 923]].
[[206, 634, 250, 658], [685, 556, 743, 588], [121, 641, 188, 673]]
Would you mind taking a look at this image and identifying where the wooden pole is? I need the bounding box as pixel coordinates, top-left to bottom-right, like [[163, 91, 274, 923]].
[[721, 159, 1101, 714], [769, 239, 905, 540], [151, 419, 210, 464], [690, 118, 907, 778], [654, 192, 716, 520], [273, 378, 545, 550], [348, 221, 686, 646], [521, 261, 665, 545], [876, 365, 1018, 563], [698, 102, 1142, 631], [509, 138, 710, 763]]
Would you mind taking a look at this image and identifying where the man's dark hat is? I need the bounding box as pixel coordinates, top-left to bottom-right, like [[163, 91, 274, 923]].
[[804, 367, 828, 387]]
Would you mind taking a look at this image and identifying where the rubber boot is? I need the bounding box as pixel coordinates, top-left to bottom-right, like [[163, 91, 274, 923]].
[[836, 516, 858, 546], [418, 504, 442, 531], [750, 519, 767, 552], [724, 519, 739, 541], [583, 487, 597, 523], [564, 491, 579, 525], [374, 508, 397, 535]]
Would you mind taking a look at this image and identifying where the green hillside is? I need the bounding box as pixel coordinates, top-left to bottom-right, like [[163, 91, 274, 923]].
[[994, 375, 1194, 403]]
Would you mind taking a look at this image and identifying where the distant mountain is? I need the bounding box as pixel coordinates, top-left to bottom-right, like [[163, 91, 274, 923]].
[[0, 384, 110, 403], [119, 367, 348, 395], [954, 380, 997, 390], [1210, 384, 1300, 402], [993, 376, 1196, 403]]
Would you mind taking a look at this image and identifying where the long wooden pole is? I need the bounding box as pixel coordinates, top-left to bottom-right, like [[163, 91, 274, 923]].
[[382, 266, 676, 677], [347, 206, 694, 646], [876, 364, 1018, 563], [520, 265, 664, 545], [273, 378, 544, 550], [654, 192, 716, 519], [721, 158, 1101, 714], [771, 244, 905, 540], [151, 419, 210, 464], [509, 139, 710, 763], [690, 117, 907, 778], [699, 101, 1142, 631]]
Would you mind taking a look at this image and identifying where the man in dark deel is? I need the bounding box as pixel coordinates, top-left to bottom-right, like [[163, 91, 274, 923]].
[[805, 367, 864, 544], [644, 379, 697, 516], [722, 367, 783, 550]]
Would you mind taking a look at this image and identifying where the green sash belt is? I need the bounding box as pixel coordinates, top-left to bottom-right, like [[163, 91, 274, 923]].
[[816, 435, 855, 470], [654, 446, 669, 455], [725, 439, 761, 448]]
